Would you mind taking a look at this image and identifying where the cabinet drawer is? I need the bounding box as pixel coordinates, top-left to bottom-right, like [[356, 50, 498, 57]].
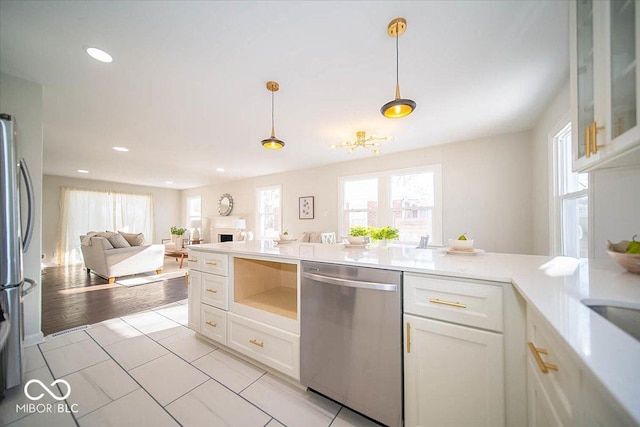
[[200, 252, 228, 276], [200, 272, 228, 310], [526, 306, 580, 426], [404, 273, 504, 332], [200, 304, 227, 345], [186, 250, 201, 269], [227, 312, 299, 380]]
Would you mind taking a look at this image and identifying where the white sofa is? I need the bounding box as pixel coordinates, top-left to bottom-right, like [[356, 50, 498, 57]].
[[80, 232, 165, 284]]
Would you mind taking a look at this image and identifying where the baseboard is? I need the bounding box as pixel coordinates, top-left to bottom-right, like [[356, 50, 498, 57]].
[[24, 331, 44, 347]]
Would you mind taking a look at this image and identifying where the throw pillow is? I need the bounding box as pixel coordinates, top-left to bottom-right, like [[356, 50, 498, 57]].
[[119, 231, 145, 246], [107, 233, 131, 248], [97, 231, 117, 239]]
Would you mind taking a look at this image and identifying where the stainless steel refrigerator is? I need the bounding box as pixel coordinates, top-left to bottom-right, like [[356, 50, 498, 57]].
[[0, 113, 37, 395]]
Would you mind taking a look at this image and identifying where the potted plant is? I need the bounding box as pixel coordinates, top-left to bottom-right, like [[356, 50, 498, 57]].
[[347, 226, 370, 245], [369, 226, 399, 247], [171, 226, 187, 249]]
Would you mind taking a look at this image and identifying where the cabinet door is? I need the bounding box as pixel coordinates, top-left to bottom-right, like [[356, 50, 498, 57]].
[[404, 314, 504, 427], [527, 358, 564, 427], [200, 272, 228, 310], [188, 269, 202, 332]]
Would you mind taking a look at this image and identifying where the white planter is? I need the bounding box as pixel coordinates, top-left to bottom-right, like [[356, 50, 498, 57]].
[[175, 237, 183, 250]]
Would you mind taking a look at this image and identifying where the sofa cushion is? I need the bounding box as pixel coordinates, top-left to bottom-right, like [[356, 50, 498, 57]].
[[119, 231, 145, 246], [107, 233, 131, 248]]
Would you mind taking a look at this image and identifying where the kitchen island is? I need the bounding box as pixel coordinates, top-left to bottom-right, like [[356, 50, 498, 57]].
[[187, 240, 640, 426]]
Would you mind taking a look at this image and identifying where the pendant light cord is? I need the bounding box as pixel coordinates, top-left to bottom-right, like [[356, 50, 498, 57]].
[[271, 89, 275, 137], [395, 25, 399, 87]]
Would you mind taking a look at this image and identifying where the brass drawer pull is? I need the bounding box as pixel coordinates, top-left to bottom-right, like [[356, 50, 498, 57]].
[[249, 339, 264, 348], [591, 121, 605, 155], [206, 321, 217, 328], [406, 322, 411, 353], [206, 288, 218, 294], [205, 261, 218, 266], [429, 298, 466, 309], [188, 258, 198, 262], [528, 342, 558, 374]]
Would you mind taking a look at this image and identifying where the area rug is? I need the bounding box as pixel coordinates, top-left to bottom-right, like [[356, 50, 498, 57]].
[[116, 269, 186, 287]]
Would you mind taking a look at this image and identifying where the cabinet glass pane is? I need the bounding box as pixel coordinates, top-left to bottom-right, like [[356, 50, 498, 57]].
[[576, 0, 595, 158], [610, 0, 637, 138]]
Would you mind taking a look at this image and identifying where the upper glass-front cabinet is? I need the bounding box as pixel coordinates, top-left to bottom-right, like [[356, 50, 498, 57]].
[[570, 0, 640, 172]]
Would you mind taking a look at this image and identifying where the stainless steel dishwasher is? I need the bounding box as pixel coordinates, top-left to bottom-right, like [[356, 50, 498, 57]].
[[301, 261, 402, 427]]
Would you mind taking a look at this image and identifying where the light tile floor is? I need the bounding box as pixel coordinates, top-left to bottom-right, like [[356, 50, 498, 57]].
[[0, 301, 380, 427]]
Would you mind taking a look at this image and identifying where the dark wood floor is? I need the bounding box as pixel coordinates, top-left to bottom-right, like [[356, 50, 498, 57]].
[[41, 264, 188, 336]]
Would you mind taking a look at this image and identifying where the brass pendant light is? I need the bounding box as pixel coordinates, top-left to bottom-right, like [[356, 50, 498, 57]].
[[261, 81, 285, 150], [381, 17, 416, 119]]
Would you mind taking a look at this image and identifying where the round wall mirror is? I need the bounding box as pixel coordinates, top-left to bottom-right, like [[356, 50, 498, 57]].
[[218, 193, 233, 216]]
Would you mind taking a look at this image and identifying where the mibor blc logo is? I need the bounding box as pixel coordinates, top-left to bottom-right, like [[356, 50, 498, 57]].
[[16, 379, 79, 415]]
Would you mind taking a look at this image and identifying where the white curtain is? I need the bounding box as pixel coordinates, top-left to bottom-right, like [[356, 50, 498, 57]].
[[57, 187, 154, 265]]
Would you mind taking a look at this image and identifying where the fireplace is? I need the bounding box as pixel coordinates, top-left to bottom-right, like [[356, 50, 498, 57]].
[[219, 234, 234, 243], [210, 216, 247, 243]]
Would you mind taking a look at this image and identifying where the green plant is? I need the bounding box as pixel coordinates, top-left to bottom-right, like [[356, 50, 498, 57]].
[[170, 226, 187, 236], [369, 226, 399, 241], [349, 226, 370, 237]]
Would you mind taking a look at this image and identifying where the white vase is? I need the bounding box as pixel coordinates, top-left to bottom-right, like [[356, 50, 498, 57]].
[[175, 237, 183, 250]]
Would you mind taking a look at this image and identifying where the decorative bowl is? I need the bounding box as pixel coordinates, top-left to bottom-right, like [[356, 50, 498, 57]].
[[607, 240, 640, 274], [347, 236, 367, 245], [279, 234, 294, 241], [448, 238, 474, 251]]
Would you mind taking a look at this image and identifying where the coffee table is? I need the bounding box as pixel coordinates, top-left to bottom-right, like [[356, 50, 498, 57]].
[[165, 248, 189, 268]]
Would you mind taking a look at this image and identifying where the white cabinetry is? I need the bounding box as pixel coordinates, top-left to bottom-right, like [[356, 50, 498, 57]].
[[526, 305, 637, 427], [403, 273, 506, 427], [570, 0, 640, 171]]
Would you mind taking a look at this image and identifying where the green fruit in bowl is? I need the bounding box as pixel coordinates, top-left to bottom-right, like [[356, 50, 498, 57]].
[[627, 235, 640, 254], [458, 233, 467, 241]]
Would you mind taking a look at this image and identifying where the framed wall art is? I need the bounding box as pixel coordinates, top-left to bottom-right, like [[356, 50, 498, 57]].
[[299, 196, 314, 219]]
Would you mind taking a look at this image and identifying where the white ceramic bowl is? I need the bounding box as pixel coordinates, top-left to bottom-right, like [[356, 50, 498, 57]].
[[347, 236, 366, 245], [279, 234, 294, 241], [448, 238, 474, 251]]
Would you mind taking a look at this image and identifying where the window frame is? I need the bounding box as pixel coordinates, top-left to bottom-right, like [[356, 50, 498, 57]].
[[186, 195, 202, 225], [338, 165, 442, 245], [255, 185, 282, 239]]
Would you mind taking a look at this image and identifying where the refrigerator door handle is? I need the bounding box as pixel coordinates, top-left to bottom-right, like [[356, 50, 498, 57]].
[[18, 157, 35, 252], [22, 278, 38, 296]]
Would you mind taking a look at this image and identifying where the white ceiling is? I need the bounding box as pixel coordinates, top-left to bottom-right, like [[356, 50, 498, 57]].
[[0, 1, 569, 190]]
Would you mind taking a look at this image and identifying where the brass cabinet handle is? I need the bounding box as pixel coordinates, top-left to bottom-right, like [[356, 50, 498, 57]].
[[205, 261, 218, 266], [528, 342, 558, 374], [585, 124, 591, 158], [206, 321, 217, 328], [591, 121, 605, 154], [429, 298, 466, 309], [206, 288, 218, 294], [188, 258, 198, 263], [249, 339, 264, 348], [407, 322, 411, 354]]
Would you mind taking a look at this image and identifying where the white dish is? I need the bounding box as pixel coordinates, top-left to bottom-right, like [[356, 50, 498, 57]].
[[274, 239, 296, 244], [446, 248, 484, 255]]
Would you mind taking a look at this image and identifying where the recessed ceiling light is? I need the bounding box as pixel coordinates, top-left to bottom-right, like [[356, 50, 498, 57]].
[[86, 47, 113, 63], [77, 169, 89, 174], [166, 181, 173, 184], [112, 146, 129, 152], [216, 168, 225, 172]]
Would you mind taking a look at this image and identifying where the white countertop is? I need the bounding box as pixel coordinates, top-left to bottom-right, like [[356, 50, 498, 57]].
[[189, 240, 640, 422]]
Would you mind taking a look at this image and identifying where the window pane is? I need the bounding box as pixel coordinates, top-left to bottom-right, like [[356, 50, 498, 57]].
[[391, 172, 435, 242], [257, 187, 281, 238], [562, 195, 588, 258], [560, 128, 588, 194], [344, 178, 377, 210]]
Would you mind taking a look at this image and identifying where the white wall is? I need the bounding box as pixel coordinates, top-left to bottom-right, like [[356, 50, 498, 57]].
[[42, 175, 182, 264], [592, 166, 640, 258], [531, 81, 570, 255], [184, 130, 535, 254], [1, 73, 44, 344]]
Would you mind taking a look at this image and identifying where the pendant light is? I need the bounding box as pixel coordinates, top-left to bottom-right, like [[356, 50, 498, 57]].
[[261, 81, 285, 150], [381, 17, 416, 119]]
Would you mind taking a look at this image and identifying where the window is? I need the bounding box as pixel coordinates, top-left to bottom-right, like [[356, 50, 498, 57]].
[[339, 166, 442, 244], [186, 195, 201, 229], [554, 122, 589, 257], [256, 185, 282, 239], [57, 188, 154, 264]]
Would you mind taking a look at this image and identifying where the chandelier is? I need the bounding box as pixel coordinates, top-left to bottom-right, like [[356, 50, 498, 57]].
[[330, 131, 393, 155]]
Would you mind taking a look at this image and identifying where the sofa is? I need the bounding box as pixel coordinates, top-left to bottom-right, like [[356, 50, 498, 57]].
[[80, 231, 165, 284]]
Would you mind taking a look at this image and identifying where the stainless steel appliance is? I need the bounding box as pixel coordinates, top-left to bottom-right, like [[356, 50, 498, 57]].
[[301, 261, 402, 427], [0, 113, 37, 395]]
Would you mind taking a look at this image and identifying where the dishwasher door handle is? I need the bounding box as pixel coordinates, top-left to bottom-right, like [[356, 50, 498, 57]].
[[302, 272, 397, 292]]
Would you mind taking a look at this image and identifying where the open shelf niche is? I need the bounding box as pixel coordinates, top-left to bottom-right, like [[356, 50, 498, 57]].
[[233, 257, 298, 320]]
